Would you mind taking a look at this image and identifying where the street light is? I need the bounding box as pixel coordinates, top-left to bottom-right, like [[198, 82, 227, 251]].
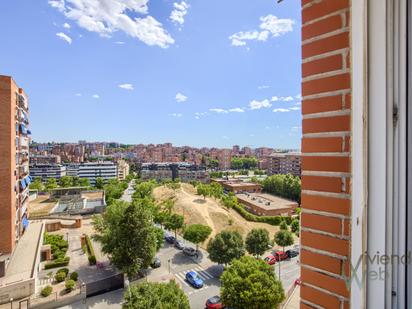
[[9, 298, 13, 309]]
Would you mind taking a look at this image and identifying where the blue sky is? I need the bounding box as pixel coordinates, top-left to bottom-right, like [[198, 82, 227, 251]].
[[0, 0, 301, 149]]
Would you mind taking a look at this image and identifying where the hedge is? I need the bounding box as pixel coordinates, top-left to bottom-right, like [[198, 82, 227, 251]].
[[84, 235, 97, 265], [231, 202, 291, 226], [41, 286, 53, 297], [44, 257, 70, 270]]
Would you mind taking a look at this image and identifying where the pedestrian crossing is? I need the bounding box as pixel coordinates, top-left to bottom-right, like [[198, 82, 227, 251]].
[[174, 266, 215, 294]]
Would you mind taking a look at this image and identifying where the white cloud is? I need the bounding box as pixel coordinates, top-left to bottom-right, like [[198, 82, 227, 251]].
[[249, 99, 272, 110], [114, 41, 125, 44], [49, 0, 174, 48], [271, 96, 279, 102], [56, 32, 72, 44], [229, 107, 245, 113], [75, 93, 82, 96], [273, 108, 290, 113], [119, 83, 134, 90], [289, 106, 300, 111], [170, 1, 189, 26], [222, 136, 230, 140], [291, 126, 302, 132], [63, 22, 71, 29], [169, 113, 183, 117], [209, 108, 228, 114], [281, 96, 294, 102], [230, 14, 294, 47], [195, 116, 200, 120], [295, 93, 302, 100], [249, 134, 255, 137], [92, 94, 100, 99], [175, 92, 188, 103], [258, 85, 271, 90]]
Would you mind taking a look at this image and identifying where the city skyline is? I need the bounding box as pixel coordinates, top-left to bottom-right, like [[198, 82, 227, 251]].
[[0, 0, 301, 149]]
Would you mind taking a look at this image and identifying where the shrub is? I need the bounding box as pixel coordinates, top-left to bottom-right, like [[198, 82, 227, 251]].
[[70, 272, 78, 281], [44, 257, 70, 269], [65, 279, 75, 292], [57, 268, 69, 276], [88, 255, 96, 265], [55, 272, 66, 283], [85, 235, 96, 257], [41, 285, 53, 297]]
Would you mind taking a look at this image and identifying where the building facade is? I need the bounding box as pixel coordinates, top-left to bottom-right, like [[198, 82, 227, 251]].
[[29, 164, 67, 181], [140, 162, 209, 183], [77, 161, 117, 185], [0, 76, 30, 254], [117, 159, 130, 181], [267, 152, 301, 177]]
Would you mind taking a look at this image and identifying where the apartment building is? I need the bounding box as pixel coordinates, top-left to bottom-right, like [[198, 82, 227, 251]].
[[267, 152, 301, 177], [140, 162, 209, 183], [117, 159, 130, 181], [29, 164, 67, 181], [0, 76, 31, 254], [30, 154, 61, 165], [77, 161, 117, 185], [217, 149, 232, 170]]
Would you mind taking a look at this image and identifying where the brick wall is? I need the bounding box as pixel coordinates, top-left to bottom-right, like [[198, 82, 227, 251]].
[[300, 1, 351, 308]]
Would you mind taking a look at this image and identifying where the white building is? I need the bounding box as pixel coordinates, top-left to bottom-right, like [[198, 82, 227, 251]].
[[77, 161, 117, 185], [29, 164, 67, 181]]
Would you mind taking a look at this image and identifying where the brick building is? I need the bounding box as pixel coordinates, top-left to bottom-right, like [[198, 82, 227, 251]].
[[0, 76, 31, 255], [299, 0, 410, 308], [267, 152, 301, 177]]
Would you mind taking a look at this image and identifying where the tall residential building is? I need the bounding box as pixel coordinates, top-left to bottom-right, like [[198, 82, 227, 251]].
[[267, 152, 301, 177], [77, 161, 117, 185], [0, 76, 31, 254], [29, 164, 67, 181], [117, 159, 130, 181], [217, 149, 232, 170]]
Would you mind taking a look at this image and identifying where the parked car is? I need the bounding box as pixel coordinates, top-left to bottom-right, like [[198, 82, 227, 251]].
[[151, 257, 161, 268], [274, 251, 289, 261], [185, 271, 204, 288], [183, 247, 197, 257], [205, 295, 225, 309], [264, 255, 277, 265], [286, 248, 299, 258], [174, 240, 185, 250], [165, 235, 176, 244]]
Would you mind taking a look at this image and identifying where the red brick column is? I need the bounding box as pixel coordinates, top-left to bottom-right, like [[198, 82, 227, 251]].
[[300, 1, 351, 308]]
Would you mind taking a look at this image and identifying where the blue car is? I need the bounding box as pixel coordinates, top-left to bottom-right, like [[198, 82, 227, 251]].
[[185, 271, 204, 288]]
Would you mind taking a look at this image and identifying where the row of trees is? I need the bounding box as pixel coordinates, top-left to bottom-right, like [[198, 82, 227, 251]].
[[261, 174, 301, 203], [30, 176, 91, 191], [231, 156, 258, 170]]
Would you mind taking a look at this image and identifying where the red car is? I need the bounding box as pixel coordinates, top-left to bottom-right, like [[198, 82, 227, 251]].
[[274, 251, 289, 261], [264, 255, 277, 265], [205, 296, 225, 309]]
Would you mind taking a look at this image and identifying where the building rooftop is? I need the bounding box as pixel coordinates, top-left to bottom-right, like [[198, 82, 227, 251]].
[[236, 192, 297, 210]]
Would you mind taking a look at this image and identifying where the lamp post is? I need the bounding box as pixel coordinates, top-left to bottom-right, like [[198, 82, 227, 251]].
[[9, 298, 13, 309]]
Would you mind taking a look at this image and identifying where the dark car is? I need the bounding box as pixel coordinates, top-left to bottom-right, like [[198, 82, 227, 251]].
[[174, 240, 185, 250], [165, 235, 176, 244], [205, 295, 225, 309], [151, 257, 161, 268], [185, 271, 204, 288], [286, 248, 299, 258], [183, 247, 197, 257]]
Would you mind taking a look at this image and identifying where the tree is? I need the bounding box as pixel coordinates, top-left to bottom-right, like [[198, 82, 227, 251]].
[[274, 230, 294, 252], [123, 281, 190, 309], [207, 231, 244, 265], [196, 184, 209, 200], [152, 226, 165, 251], [245, 228, 270, 257], [30, 178, 44, 191], [71, 176, 80, 187], [78, 178, 90, 187], [209, 183, 223, 199], [95, 177, 105, 189], [220, 256, 284, 309], [46, 178, 58, 190], [164, 213, 184, 238], [59, 176, 73, 188], [279, 221, 288, 231], [92, 199, 157, 277], [290, 219, 300, 235], [183, 224, 212, 252]]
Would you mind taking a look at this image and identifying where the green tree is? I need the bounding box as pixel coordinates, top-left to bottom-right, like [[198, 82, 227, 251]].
[[30, 178, 44, 191], [183, 224, 212, 252], [78, 178, 90, 187], [92, 199, 157, 277], [279, 221, 288, 231], [123, 281, 190, 309], [71, 176, 80, 187], [152, 226, 165, 251], [245, 228, 270, 257], [133, 180, 157, 200], [274, 230, 294, 252], [290, 219, 300, 235], [95, 177, 105, 189], [209, 183, 223, 199], [46, 178, 58, 190], [220, 256, 284, 309], [196, 184, 209, 200], [164, 213, 184, 238], [59, 176, 73, 188], [207, 231, 244, 265]]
